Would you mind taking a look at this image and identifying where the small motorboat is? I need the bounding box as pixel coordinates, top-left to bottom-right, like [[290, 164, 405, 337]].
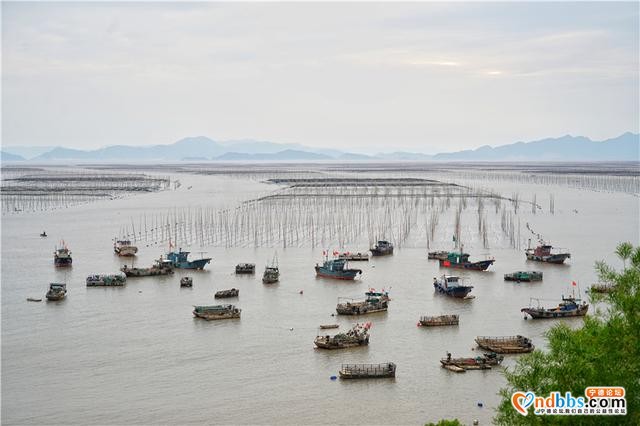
[[40, 231, 47, 237], [180, 277, 193, 287], [27, 297, 42, 302], [319, 324, 339, 329]]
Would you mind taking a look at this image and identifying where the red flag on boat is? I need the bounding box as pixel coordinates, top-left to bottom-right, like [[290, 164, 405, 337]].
[[443, 260, 451, 267], [333, 250, 339, 256], [572, 281, 577, 286]]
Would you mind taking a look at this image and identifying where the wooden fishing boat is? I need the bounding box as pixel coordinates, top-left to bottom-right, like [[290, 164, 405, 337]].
[[589, 283, 616, 294], [113, 239, 138, 257], [192, 304, 241, 320], [440, 352, 503, 370], [315, 258, 362, 280], [314, 323, 371, 349], [504, 271, 543, 282], [370, 240, 393, 256], [54, 242, 72, 267], [180, 276, 193, 287], [339, 362, 396, 379], [46, 283, 67, 301], [338, 252, 369, 261], [121, 257, 174, 277], [167, 249, 211, 270], [521, 296, 588, 319], [235, 263, 255, 274], [428, 250, 449, 260], [263, 255, 279, 284], [475, 335, 534, 354], [86, 274, 126, 287], [215, 288, 239, 298], [319, 324, 339, 329], [336, 290, 389, 315], [525, 241, 571, 264], [419, 314, 459, 326], [433, 275, 473, 298], [439, 251, 494, 271]]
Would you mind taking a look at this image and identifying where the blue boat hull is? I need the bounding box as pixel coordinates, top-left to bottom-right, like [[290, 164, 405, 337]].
[[174, 258, 211, 270], [433, 282, 473, 298], [439, 259, 494, 271], [315, 266, 361, 280]]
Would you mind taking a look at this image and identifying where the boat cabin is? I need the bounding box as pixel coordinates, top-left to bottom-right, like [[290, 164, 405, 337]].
[[49, 283, 66, 292]]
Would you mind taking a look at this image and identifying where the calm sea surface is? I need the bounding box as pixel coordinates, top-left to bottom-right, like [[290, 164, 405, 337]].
[[2, 169, 638, 425]]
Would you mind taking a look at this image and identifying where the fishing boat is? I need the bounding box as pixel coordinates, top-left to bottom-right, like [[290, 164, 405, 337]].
[[319, 324, 339, 329], [504, 271, 543, 282], [589, 283, 616, 294], [46, 283, 67, 301], [428, 250, 449, 260], [521, 295, 589, 319], [235, 263, 255, 274], [86, 274, 126, 287], [419, 314, 459, 327], [525, 240, 571, 264], [315, 258, 362, 280], [475, 335, 534, 354], [440, 352, 503, 371], [433, 275, 473, 299], [215, 288, 239, 298], [314, 323, 371, 349], [167, 249, 211, 270], [120, 257, 174, 277], [439, 250, 494, 271], [180, 276, 193, 287], [54, 242, 72, 267], [262, 266, 279, 284], [370, 240, 394, 256], [113, 239, 138, 257], [339, 362, 396, 379], [336, 290, 390, 315], [262, 254, 280, 284], [338, 252, 369, 261], [192, 304, 241, 320]]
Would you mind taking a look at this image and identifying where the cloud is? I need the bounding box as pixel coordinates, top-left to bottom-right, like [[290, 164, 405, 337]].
[[2, 2, 638, 151]]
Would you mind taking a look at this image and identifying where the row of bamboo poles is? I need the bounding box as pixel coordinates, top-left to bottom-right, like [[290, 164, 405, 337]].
[[119, 183, 536, 250]]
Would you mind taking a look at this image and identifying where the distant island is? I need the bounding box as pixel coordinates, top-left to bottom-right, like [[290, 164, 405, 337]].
[[2, 132, 638, 162]]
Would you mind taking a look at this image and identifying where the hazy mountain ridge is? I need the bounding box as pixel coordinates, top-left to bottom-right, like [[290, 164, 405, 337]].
[[0, 151, 25, 161], [2, 133, 637, 162]]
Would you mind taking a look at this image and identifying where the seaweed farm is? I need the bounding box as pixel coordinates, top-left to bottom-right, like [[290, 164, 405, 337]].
[[120, 176, 527, 251], [1, 167, 171, 214], [2, 162, 639, 425]]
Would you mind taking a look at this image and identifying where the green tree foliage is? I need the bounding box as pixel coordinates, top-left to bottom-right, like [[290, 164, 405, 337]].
[[425, 420, 463, 426], [495, 243, 640, 425]]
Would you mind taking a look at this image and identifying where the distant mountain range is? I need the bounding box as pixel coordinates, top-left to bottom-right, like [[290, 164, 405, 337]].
[[2, 133, 638, 162], [0, 151, 25, 161]]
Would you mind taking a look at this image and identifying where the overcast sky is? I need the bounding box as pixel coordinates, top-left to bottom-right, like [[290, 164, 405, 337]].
[[2, 2, 638, 154]]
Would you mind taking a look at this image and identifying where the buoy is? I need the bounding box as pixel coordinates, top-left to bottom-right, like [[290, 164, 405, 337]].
[[299, 290, 303, 294], [477, 402, 483, 407], [330, 375, 337, 380], [289, 327, 294, 331]]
